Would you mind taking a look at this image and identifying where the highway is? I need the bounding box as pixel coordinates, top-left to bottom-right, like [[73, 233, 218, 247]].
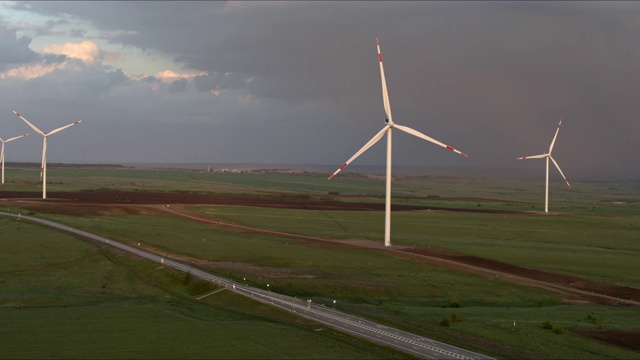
[[1, 211, 493, 360]]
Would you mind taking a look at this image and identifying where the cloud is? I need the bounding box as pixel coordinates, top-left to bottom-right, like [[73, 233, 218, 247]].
[[42, 40, 99, 63], [155, 69, 207, 84], [0, 61, 65, 80], [1, 39, 108, 80], [0, 21, 68, 79], [0, 21, 39, 66], [1, 2, 639, 179]]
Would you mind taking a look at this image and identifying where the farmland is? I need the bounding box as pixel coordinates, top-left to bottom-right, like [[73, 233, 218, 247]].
[[0, 214, 405, 359], [1, 164, 639, 358]]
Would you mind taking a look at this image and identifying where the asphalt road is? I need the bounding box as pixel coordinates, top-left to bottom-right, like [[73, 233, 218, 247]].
[[1, 211, 494, 360]]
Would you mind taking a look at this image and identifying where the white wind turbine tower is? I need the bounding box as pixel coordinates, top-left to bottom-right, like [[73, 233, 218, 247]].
[[516, 118, 571, 213], [12, 110, 83, 199], [328, 38, 468, 247], [1, 133, 29, 184]]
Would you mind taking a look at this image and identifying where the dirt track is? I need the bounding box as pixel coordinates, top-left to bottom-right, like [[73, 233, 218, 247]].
[[3, 190, 639, 350]]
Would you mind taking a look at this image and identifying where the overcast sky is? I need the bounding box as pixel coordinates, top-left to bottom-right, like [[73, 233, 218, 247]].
[[0, 1, 638, 180]]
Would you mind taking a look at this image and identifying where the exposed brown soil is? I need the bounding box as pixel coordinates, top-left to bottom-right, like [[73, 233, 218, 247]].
[[573, 329, 640, 351], [0, 190, 536, 214], [2, 189, 638, 351]]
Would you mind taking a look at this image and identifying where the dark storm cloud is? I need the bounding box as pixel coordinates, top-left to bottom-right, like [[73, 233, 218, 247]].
[[3, 2, 640, 179], [36, 19, 68, 36], [0, 21, 39, 65], [193, 72, 245, 93], [0, 20, 70, 70], [69, 28, 86, 38], [18, 60, 129, 100]]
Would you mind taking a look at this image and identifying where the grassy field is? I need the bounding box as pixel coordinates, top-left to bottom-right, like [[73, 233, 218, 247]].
[[1, 166, 339, 195], [0, 216, 407, 359], [10, 210, 639, 359], [1, 165, 639, 359], [189, 206, 640, 289], [2, 165, 638, 213]]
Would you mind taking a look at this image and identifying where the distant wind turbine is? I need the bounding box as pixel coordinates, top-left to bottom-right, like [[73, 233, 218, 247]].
[[1, 133, 29, 184], [328, 38, 468, 247], [516, 118, 571, 213], [12, 110, 83, 199]]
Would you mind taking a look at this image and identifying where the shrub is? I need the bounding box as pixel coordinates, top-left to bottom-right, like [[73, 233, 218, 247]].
[[440, 316, 451, 327], [540, 321, 553, 329], [440, 313, 462, 327], [541, 321, 564, 334]]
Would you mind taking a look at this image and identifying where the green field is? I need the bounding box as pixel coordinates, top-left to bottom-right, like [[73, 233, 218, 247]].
[[1, 165, 639, 359], [0, 216, 406, 359], [2, 165, 638, 213], [189, 206, 640, 289], [18, 211, 637, 358]]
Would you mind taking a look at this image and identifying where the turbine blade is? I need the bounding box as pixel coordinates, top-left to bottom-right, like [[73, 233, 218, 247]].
[[550, 156, 571, 188], [328, 125, 389, 180], [5, 134, 29, 143], [376, 38, 393, 123], [12, 110, 45, 136], [393, 124, 468, 157], [549, 118, 563, 153], [516, 154, 548, 160], [47, 119, 84, 136]]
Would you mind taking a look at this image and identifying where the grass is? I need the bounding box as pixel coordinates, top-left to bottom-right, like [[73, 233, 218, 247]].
[[189, 205, 640, 289], [2, 165, 638, 213], [0, 216, 408, 359], [1, 166, 640, 359], [6, 212, 561, 306], [2, 300, 403, 359], [1, 166, 340, 195], [11, 210, 639, 359]]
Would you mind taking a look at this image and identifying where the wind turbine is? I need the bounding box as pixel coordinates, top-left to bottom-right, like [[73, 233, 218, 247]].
[[12, 110, 83, 199], [516, 118, 571, 213], [1, 133, 29, 184], [328, 38, 468, 247]]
